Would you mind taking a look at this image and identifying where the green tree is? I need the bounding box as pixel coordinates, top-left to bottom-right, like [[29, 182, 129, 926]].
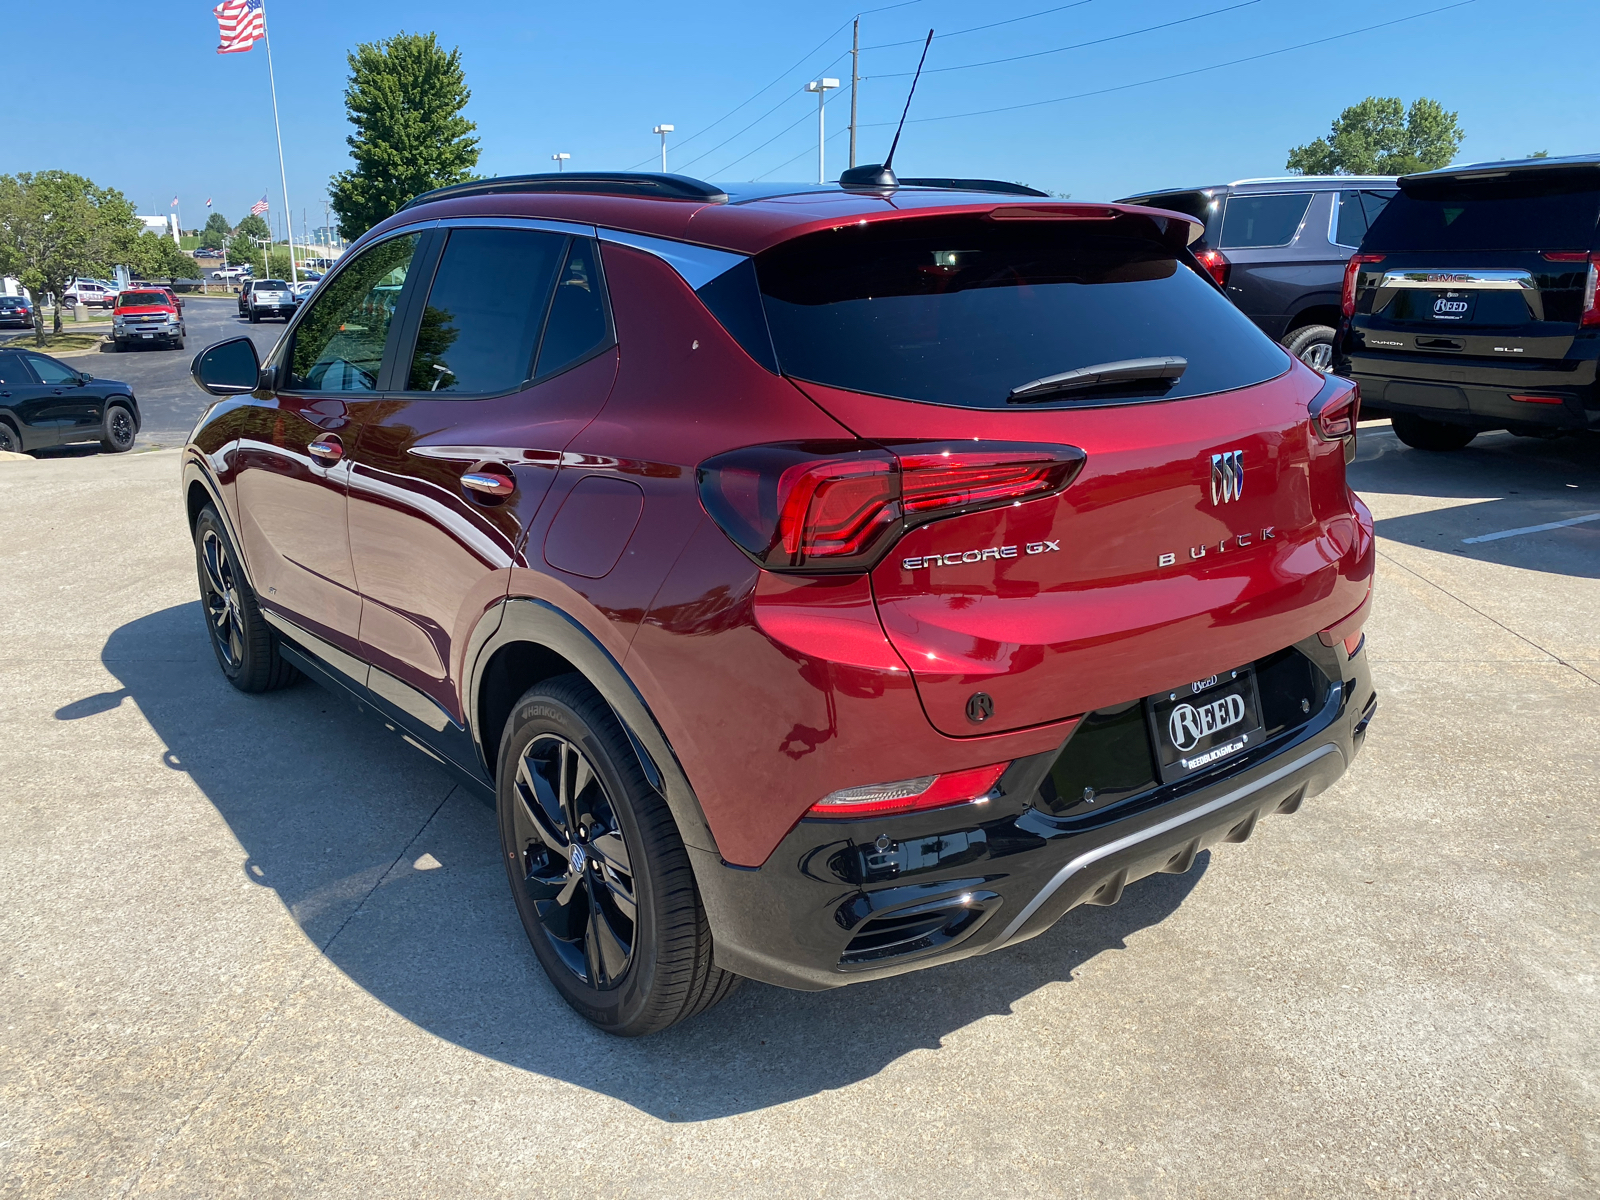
[[1286, 96, 1464, 176], [0, 170, 139, 343], [329, 30, 479, 241], [200, 211, 232, 250], [235, 213, 270, 240], [129, 232, 194, 284], [226, 232, 263, 275]]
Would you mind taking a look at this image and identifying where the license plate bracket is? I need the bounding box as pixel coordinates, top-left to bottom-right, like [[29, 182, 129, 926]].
[[1145, 667, 1266, 784], [1429, 289, 1476, 322]]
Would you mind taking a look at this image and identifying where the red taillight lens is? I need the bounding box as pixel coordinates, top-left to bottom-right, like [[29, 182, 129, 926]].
[[1342, 253, 1385, 318], [698, 440, 1086, 572], [1541, 251, 1600, 327], [808, 761, 1009, 818], [1310, 376, 1360, 442], [1193, 248, 1230, 288]]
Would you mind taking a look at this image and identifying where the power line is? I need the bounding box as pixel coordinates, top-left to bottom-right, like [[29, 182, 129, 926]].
[[678, 48, 851, 172], [873, 0, 1265, 78], [710, 86, 848, 178], [863, 1, 1096, 50], [858, 0, 1477, 126], [754, 126, 852, 181]]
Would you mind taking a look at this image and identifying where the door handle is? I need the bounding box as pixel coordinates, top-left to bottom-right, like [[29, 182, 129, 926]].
[[307, 435, 344, 463], [461, 471, 515, 498]]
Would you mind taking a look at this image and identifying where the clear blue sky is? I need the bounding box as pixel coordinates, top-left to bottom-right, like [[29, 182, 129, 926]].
[[5, 0, 1590, 233]]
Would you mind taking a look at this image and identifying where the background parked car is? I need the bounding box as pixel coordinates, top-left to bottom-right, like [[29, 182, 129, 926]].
[[1334, 153, 1600, 450], [0, 348, 140, 453], [1119, 176, 1398, 371], [290, 281, 316, 304], [0, 296, 35, 328], [63, 280, 118, 309], [242, 279, 296, 322], [112, 288, 186, 351]]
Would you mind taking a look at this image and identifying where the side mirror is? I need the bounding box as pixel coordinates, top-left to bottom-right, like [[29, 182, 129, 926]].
[[79, 372, 94, 383], [191, 336, 261, 396]]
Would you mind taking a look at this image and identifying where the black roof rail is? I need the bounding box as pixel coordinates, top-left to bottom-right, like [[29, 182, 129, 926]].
[[402, 172, 728, 211], [897, 177, 1050, 197]]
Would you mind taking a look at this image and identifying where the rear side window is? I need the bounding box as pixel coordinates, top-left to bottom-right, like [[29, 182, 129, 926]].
[[1220, 193, 1313, 248], [1334, 190, 1396, 247], [754, 217, 1287, 409], [0, 351, 35, 384], [533, 238, 611, 380], [405, 228, 566, 393], [1365, 176, 1600, 252]]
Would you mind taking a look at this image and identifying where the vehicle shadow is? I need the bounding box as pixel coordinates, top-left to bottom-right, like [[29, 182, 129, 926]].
[[1352, 424, 1600, 579], [81, 602, 1211, 1120]]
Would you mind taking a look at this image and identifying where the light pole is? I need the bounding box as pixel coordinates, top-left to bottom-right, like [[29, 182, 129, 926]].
[[552, 153, 570, 172], [805, 79, 840, 184], [653, 125, 674, 173]]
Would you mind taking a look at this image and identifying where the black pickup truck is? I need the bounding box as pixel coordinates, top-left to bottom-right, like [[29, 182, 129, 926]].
[[1120, 175, 1397, 372]]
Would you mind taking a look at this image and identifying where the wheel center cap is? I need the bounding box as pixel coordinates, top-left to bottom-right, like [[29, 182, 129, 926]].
[[569, 843, 587, 873]]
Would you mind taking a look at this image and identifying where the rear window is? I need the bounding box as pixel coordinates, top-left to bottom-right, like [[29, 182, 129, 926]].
[[1366, 175, 1600, 252], [1334, 190, 1397, 247], [256, 280, 289, 290], [117, 291, 168, 306], [1219, 193, 1313, 248], [749, 217, 1287, 408]]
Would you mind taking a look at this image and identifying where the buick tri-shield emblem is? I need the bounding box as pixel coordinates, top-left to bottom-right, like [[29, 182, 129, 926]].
[[1210, 450, 1244, 505]]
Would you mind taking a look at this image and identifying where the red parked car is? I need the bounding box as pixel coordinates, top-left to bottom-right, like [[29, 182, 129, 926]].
[[112, 288, 186, 351], [185, 171, 1376, 1035]]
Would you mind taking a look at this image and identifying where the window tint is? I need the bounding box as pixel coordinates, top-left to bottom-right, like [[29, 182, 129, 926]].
[[255, 280, 288, 291], [755, 218, 1287, 409], [0, 351, 33, 384], [1364, 177, 1600, 252], [286, 234, 418, 392], [1334, 190, 1396, 247], [26, 354, 76, 385], [1219, 193, 1313, 248], [533, 238, 611, 380], [406, 228, 566, 393], [117, 291, 168, 307]]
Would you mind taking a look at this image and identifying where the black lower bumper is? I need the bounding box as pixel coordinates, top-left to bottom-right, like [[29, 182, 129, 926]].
[[694, 639, 1376, 991]]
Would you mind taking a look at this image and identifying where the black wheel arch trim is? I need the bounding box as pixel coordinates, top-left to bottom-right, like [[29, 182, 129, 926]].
[[466, 597, 719, 858]]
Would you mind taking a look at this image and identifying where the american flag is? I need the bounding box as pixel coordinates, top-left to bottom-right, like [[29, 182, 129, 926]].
[[250, 195, 270, 216], [214, 0, 264, 55]]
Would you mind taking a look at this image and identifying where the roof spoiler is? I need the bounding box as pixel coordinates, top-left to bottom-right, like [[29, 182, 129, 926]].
[[1399, 154, 1600, 190]]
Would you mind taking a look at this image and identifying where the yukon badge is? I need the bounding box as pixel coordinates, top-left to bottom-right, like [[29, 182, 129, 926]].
[[1210, 450, 1244, 505]]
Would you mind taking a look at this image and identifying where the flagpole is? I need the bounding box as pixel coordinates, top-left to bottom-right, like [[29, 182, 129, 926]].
[[259, 0, 298, 284]]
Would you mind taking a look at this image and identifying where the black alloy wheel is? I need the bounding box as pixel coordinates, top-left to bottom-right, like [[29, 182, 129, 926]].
[[0, 422, 19, 454], [192, 505, 299, 692], [497, 675, 739, 1035], [100, 403, 135, 453]]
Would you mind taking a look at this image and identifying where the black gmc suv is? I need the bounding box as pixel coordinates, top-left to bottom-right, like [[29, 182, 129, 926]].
[[1120, 176, 1397, 372], [1334, 154, 1600, 450]]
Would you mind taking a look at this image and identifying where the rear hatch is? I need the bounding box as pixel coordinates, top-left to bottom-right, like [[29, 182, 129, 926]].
[[1346, 162, 1600, 399], [745, 211, 1372, 737]]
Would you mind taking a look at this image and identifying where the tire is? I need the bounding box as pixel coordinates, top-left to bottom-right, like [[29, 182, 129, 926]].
[[172, 335, 185, 350], [1283, 324, 1336, 374], [248, 309, 259, 324], [497, 674, 740, 1036], [1391, 413, 1478, 452], [192, 505, 300, 693], [0, 421, 20, 454], [112, 338, 124, 352], [99, 403, 136, 453]]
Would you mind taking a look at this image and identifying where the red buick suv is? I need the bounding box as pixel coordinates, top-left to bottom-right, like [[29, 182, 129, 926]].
[[184, 171, 1376, 1035]]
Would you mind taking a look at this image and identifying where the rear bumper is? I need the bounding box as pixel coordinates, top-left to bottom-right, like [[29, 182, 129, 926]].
[[695, 638, 1375, 990], [1355, 372, 1599, 431]]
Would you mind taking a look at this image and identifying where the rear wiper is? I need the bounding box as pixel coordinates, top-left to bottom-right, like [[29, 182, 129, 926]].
[[1008, 356, 1188, 403]]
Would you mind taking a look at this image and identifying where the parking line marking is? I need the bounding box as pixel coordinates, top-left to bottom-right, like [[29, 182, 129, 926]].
[[1462, 513, 1600, 544]]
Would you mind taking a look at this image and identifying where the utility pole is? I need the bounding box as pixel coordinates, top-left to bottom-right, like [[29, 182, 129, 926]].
[[653, 125, 674, 172], [806, 79, 840, 185], [849, 18, 860, 169], [552, 153, 570, 172]]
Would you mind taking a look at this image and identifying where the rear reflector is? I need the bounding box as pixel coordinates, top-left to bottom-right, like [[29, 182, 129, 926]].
[[809, 762, 1009, 818], [699, 440, 1086, 573], [1510, 394, 1564, 405], [1342, 253, 1385, 318], [1194, 248, 1230, 288], [1343, 632, 1365, 659]]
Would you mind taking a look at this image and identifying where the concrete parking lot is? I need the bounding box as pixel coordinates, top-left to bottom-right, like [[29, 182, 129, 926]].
[[1, 416, 1596, 1196]]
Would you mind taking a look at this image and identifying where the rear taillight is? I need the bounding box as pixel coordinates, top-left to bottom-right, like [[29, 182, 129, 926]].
[[1341, 253, 1385, 318], [1541, 251, 1600, 326], [808, 762, 1009, 818], [1193, 248, 1230, 288], [698, 440, 1087, 573], [1310, 376, 1361, 443]]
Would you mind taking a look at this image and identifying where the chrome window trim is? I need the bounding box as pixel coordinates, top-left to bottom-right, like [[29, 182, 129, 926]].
[[435, 214, 598, 239], [597, 227, 746, 290]]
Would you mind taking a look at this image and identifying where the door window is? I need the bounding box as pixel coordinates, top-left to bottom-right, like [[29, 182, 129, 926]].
[[1334, 190, 1397, 247], [1219, 193, 1314, 248], [534, 238, 612, 380], [286, 234, 420, 392], [404, 228, 567, 393], [25, 354, 76, 385]]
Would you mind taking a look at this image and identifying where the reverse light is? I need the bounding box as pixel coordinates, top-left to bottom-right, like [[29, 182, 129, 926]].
[[698, 440, 1086, 573], [1193, 248, 1230, 288], [808, 762, 1010, 818], [1342, 253, 1385, 318]]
